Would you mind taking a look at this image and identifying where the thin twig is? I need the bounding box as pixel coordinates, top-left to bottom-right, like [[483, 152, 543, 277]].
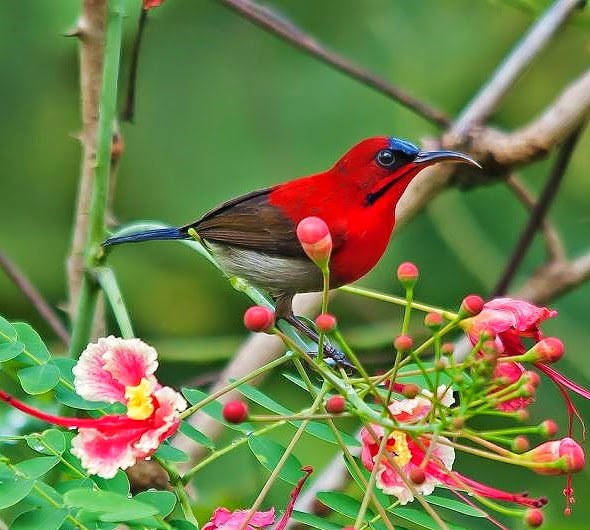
[[505, 173, 565, 261], [0, 249, 70, 346], [218, 0, 450, 127], [492, 125, 585, 296], [454, 0, 583, 135], [121, 8, 148, 122]]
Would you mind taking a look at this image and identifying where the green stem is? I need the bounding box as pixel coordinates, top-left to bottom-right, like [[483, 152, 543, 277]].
[[341, 285, 458, 320], [69, 0, 124, 358], [94, 266, 134, 338]]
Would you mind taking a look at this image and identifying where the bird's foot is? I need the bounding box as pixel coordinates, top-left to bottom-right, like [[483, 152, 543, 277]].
[[284, 315, 355, 371]]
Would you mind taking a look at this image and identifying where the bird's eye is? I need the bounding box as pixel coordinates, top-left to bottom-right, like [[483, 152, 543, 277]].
[[376, 149, 396, 168]]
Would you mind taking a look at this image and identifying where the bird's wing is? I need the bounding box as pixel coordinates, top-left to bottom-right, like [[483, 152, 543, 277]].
[[184, 188, 306, 257]]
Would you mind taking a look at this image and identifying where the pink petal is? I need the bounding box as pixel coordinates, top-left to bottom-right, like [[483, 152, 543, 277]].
[[102, 337, 158, 388]]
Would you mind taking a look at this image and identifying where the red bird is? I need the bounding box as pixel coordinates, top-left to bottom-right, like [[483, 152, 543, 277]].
[[104, 137, 478, 317]]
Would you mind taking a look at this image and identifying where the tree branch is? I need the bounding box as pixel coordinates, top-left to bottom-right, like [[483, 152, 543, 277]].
[[0, 249, 70, 346], [492, 125, 584, 295], [218, 0, 450, 127], [454, 0, 583, 135], [505, 174, 565, 261]]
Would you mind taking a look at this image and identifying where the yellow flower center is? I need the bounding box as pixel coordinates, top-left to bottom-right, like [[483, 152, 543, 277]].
[[125, 378, 154, 420], [386, 431, 412, 466]]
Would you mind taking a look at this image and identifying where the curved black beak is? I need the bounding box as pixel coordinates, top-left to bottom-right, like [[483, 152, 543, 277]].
[[414, 150, 481, 169]]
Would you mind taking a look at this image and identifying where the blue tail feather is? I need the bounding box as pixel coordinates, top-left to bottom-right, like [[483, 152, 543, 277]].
[[102, 227, 186, 247]]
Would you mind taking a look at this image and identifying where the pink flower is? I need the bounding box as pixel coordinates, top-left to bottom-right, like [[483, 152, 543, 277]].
[[524, 437, 585, 476], [360, 386, 546, 509], [0, 337, 186, 478], [462, 297, 557, 355], [202, 508, 275, 530], [203, 466, 313, 530]]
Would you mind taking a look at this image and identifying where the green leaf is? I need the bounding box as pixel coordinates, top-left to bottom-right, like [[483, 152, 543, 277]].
[[134, 490, 177, 517], [53, 357, 76, 385], [11, 507, 69, 530], [426, 495, 486, 517], [235, 382, 292, 415], [0, 477, 34, 509], [55, 478, 95, 493], [316, 491, 372, 520], [169, 521, 199, 530], [64, 488, 159, 522], [0, 341, 25, 361], [25, 429, 66, 455], [281, 372, 322, 394], [178, 421, 215, 449], [342, 456, 390, 508], [18, 363, 60, 394], [0, 316, 17, 343], [290, 511, 342, 530], [15, 456, 60, 478], [154, 442, 190, 462], [182, 388, 255, 433], [93, 469, 130, 495], [13, 323, 51, 364], [388, 507, 470, 530], [247, 435, 303, 485], [300, 421, 360, 447], [55, 387, 108, 410]]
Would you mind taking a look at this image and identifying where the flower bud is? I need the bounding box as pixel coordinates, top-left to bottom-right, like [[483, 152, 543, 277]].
[[512, 435, 530, 453], [524, 508, 544, 528], [296, 217, 332, 267], [540, 419, 558, 438], [459, 294, 484, 318], [441, 342, 454, 356], [315, 313, 337, 333], [325, 395, 346, 414], [222, 400, 249, 423], [409, 468, 426, 484], [396, 262, 419, 289], [525, 437, 585, 476], [424, 312, 443, 331], [243, 306, 275, 333], [525, 371, 541, 388], [524, 337, 564, 364], [401, 383, 420, 399], [394, 334, 413, 352]]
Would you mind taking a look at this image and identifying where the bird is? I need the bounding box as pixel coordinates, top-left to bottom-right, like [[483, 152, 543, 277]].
[[104, 136, 479, 324]]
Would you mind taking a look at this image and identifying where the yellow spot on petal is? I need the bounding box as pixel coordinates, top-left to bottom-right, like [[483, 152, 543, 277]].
[[125, 378, 154, 420], [388, 431, 412, 467]]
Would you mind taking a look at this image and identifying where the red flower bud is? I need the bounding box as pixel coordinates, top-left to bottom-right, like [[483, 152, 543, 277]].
[[525, 508, 544, 528], [394, 334, 413, 352], [526, 337, 564, 364], [525, 437, 585, 476], [244, 306, 275, 333], [424, 312, 443, 331], [396, 262, 419, 289], [315, 313, 337, 333], [512, 435, 530, 453], [526, 371, 541, 388], [222, 400, 249, 423], [460, 294, 485, 317], [409, 467, 426, 484], [441, 342, 454, 356], [402, 383, 420, 399], [540, 419, 558, 438], [325, 395, 346, 414], [296, 217, 332, 267]]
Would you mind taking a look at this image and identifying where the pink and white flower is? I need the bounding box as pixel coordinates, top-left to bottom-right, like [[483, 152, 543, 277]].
[[0, 337, 186, 478]]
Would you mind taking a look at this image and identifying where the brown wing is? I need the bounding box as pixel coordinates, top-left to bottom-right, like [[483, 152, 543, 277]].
[[183, 188, 305, 258]]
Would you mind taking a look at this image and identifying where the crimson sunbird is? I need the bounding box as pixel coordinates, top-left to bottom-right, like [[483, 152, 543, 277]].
[[104, 137, 479, 317]]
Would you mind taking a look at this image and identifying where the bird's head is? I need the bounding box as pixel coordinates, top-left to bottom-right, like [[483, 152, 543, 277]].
[[332, 136, 480, 206]]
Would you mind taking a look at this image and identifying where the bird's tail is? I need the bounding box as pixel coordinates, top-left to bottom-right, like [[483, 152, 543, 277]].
[[103, 227, 187, 247]]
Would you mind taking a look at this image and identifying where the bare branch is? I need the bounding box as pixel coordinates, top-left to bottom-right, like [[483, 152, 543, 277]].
[[0, 249, 70, 346], [492, 125, 584, 295], [505, 174, 565, 261], [218, 0, 450, 127], [454, 0, 583, 134]]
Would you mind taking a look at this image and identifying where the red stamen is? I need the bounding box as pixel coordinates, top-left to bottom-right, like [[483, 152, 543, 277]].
[[274, 466, 313, 530]]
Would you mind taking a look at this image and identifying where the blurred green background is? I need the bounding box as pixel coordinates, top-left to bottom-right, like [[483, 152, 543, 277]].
[[1, 1, 589, 528]]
